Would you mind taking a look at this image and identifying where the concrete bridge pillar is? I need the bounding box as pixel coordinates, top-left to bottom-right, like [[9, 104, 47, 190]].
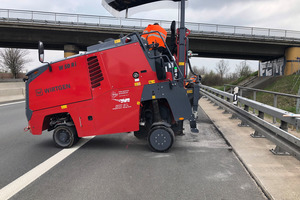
[[284, 47, 300, 75], [64, 44, 79, 58]]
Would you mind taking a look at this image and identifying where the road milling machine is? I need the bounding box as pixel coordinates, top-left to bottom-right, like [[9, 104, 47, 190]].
[[24, 0, 201, 152]]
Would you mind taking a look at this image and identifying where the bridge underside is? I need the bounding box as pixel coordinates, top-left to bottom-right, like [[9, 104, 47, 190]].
[[189, 37, 288, 61], [0, 22, 299, 62]]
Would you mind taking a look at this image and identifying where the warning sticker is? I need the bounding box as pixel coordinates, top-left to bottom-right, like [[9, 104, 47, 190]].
[[111, 90, 132, 110], [148, 80, 155, 84], [61, 105, 68, 109], [134, 82, 141, 86]]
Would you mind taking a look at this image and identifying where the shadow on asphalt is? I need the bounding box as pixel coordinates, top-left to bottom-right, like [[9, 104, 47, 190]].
[[80, 133, 149, 152]]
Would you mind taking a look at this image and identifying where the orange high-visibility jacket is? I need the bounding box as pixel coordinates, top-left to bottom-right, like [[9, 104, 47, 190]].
[[142, 24, 167, 48]]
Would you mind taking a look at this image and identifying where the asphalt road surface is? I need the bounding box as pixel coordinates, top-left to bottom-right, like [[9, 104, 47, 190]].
[[0, 101, 266, 200]]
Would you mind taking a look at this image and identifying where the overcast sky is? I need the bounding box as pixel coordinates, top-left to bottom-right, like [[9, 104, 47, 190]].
[[2, 0, 300, 73]]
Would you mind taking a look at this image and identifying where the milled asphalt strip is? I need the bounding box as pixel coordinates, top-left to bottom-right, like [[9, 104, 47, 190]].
[[0, 136, 95, 200], [0, 101, 25, 107]]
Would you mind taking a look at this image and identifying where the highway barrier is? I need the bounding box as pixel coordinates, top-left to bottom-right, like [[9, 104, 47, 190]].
[[200, 84, 300, 161], [0, 81, 25, 103]]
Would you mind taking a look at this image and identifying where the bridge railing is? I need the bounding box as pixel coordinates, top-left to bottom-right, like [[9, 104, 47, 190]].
[[1, 8, 300, 41], [200, 84, 300, 160]]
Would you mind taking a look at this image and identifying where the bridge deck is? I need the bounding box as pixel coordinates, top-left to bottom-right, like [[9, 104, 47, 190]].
[[2, 9, 300, 61]]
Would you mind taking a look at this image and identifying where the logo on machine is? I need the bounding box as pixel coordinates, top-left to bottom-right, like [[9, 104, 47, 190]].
[[113, 98, 130, 103], [35, 84, 71, 96], [35, 89, 43, 96], [44, 84, 71, 94]]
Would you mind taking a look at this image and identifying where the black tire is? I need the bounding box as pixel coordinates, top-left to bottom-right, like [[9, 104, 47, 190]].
[[53, 126, 77, 148], [147, 126, 175, 152]]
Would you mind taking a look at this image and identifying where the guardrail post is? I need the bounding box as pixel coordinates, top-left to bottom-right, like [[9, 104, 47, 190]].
[[280, 121, 288, 131], [251, 111, 265, 138], [270, 121, 290, 155], [222, 97, 231, 114], [244, 105, 249, 112], [285, 30, 287, 38], [238, 89, 243, 107], [253, 91, 256, 114], [273, 94, 277, 123], [239, 105, 250, 127], [230, 113, 238, 119], [297, 97, 300, 114]]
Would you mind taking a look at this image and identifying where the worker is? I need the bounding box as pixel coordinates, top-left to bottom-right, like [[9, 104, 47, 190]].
[[186, 75, 202, 86], [142, 23, 167, 52]]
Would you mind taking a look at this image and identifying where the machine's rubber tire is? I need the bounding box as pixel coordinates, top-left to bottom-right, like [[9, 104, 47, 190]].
[[53, 126, 77, 148], [147, 126, 175, 152]]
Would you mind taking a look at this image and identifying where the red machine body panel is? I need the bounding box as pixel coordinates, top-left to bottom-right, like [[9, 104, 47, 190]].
[[28, 100, 95, 136], [28, 56, 92, 111], [27, 41, 172, 137], [90, 42, 159, 135]]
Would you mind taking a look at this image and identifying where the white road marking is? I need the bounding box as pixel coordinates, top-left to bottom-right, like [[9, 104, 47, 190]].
[[0, 136, 95, 200], [0, 101, 25, 107]]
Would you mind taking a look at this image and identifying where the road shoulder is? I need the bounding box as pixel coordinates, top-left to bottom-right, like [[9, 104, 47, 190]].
[[199, 97, 300, 200]]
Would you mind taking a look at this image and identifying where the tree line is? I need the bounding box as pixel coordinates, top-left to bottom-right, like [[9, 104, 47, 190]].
[[189, 59, 254, 86]]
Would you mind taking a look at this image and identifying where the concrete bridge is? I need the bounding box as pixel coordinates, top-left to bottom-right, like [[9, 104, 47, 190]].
[[1, 9, 300, 74]]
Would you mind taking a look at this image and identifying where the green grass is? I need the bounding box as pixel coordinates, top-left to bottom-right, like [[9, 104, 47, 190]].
[[209, 72, 300, 113], [213, 86, 224, 90], [254, 74, 300, 113], [212, 73, 300, 113], [231, 71, 258, 86]]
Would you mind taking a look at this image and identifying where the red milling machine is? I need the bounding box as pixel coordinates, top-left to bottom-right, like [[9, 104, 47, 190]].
[[24, 0, 201, 152]]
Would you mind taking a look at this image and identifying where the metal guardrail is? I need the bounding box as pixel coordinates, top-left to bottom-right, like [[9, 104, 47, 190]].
[[1, 8, 300, 41], [200, 85, 300, 161], [224, 84, 300, 98], [224, 84, 300, 123]]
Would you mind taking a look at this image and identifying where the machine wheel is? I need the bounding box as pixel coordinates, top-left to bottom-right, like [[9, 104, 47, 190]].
[[148, 126, 175, 152], [53, 126, 77, 148]]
